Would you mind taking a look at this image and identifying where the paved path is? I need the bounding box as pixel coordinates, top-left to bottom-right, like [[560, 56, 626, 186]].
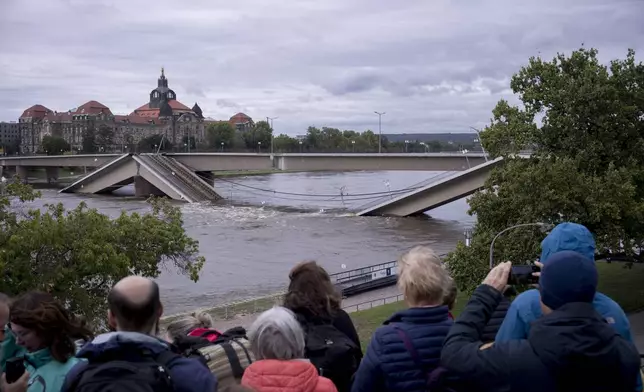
[[628, 311, 644, 352]]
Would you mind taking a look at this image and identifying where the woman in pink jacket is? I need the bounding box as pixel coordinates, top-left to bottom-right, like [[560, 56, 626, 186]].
[[242, 307, 337, 392]]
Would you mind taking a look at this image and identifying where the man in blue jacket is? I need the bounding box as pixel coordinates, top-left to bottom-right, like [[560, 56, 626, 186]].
[[495, 222, 642, 391], [62, 276, 216, 392]]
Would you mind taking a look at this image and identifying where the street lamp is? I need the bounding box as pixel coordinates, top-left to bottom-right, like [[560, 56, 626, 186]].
[[221, 142, 224, 152], [267, 116, 278, 155], [420, 142, 429, 153], [299, 140, 303, 153], [374, 111, 385, 153], [351, 140, 356, 152], [461, 148, 471, 169], [257, 141, 261, 153], [404, 140, 409, 153], [470, 126, 489, 162], [489, 222, 554, 269]]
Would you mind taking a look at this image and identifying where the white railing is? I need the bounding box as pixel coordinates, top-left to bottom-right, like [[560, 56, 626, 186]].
[[341, 294, 405, 313]]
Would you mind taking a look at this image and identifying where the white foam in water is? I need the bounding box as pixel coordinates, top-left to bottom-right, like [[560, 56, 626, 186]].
[[341, 264, 347, 269]]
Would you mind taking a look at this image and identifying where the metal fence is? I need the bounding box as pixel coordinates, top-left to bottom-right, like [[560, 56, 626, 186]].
[[341, 293, 405, 313]]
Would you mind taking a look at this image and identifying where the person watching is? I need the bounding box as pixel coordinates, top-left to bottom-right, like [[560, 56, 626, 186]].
[[62, 275, 216, 392], [441, 252, 640, 391]]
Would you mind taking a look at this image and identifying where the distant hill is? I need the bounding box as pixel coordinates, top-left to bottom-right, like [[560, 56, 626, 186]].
[[383, 133, 479, 144]]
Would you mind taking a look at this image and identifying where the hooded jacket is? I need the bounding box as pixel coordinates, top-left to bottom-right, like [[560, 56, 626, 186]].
[[351, 306, 452, 392], [441, 284, 640, 392], [242, 359, 338, 392], [62, 331, 216, 392], [0, 328, 83, 392]]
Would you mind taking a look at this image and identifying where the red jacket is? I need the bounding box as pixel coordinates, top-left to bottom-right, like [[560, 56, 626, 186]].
[[242, 359, 338, 392]]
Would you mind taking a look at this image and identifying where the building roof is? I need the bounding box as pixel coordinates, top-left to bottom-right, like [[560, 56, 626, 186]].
[[132, 99, 193, 118], [20, 104, 53, 119], [230, 112, 252, 124], [114, 114, 160, 125], [74, 100, 113, 115], [43, 111, 73, 122]]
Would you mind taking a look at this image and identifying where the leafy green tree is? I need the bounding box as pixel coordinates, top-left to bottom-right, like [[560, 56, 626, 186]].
[[82, 127, 98, 153], [96, 124, 115, 152], [445, 48, 644, 293], [242, 120, 272, 150], [0, 182, 204, 328], [273, 134, 299, 152], [41, 135, 70, 155], [138, 134, 172, 153], [206, 122, 236, 150]]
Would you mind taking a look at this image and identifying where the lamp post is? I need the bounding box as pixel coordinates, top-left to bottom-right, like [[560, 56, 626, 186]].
[[221, 142, 224, 152], [470, 126, 489, 162], [267, 116, 278, 155], [351, 139, 355, 153], [299, 140, 303, 153], [404, 140, 409, 153], [489, 222, 553, 269], [257, 141, 261, 153], [374, 111, 385, 153], [461, 148, 471, 168]]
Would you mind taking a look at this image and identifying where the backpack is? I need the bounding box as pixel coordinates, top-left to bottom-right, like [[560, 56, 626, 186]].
[[176, 326, 254, 389], [68, 348, 178, 392], [300, 319, 361, 392], [393, 326, 456, 392], [187, 328, 222, 342]]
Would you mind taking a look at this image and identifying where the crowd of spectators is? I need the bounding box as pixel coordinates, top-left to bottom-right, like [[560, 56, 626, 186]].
[[0, 222, 642, 392]]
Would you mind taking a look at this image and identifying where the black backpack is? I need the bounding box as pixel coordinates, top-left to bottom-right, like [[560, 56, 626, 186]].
[[300, 319, 361, 392], [68, 348, 179, 392]]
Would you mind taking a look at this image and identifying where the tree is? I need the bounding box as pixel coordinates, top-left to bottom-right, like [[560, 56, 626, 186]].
[[0, 182, 204, 328], [138, 134, 172, 153], [242, 121, 272, 150], [273, 134, 299, 152], [41, 135, 70, 155], [206, 122, 235, 150], [82, 127, 98, 153], [445, 48, 644, 293], [96, 124, 115, 152]]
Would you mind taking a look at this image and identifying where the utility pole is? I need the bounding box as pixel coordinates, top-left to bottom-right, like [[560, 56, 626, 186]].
[[469, 126, 488, 162], [374, 111, 385, 153], [267, 116, 278, 155]]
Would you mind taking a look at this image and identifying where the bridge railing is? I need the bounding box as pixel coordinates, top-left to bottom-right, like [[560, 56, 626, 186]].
[[341, 294, 405, 313], [356, 170, 459, 212], [330, 260, 397, 284]]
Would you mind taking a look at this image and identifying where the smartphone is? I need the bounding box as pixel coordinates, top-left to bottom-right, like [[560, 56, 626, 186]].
[[5, 357, 26, 384], [509, 264, 540, 286]]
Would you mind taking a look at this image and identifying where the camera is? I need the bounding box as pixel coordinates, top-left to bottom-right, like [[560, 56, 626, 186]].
[[509, 264, 540, 286]]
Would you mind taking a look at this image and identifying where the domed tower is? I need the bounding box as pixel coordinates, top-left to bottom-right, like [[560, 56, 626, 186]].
[[149, 67, 177, 109], [159, 100, 173, 117], [192, 103, 204, 119]]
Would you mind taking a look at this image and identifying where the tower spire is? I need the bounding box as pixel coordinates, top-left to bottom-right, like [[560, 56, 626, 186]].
[[161, 67, 165, 78]]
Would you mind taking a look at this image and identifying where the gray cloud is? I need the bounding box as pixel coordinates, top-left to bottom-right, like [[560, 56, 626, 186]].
[[0, 0, 642, 134]]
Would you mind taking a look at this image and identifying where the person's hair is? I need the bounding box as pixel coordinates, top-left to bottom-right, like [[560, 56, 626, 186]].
[[283, 261, 341, 320], [107, 280, 161, 332], [443, 277, 458, 310], [9, 291, 93, 362], [398, 246, 451, 306], [165, 310, 213, 341], [248, 306, 305, 360]]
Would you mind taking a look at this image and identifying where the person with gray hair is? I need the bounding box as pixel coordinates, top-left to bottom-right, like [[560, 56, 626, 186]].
[[241, 307, 338, 392], [163, 310, 221, 343]]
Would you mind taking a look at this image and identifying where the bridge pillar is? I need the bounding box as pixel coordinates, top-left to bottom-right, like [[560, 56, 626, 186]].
[[45, 167, 59, 184], [134, 176, 165, 198], [196, 171, 214, 186], [16, 166, 28, 183]]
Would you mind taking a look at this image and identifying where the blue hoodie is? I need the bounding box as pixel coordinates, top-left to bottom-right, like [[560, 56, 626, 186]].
[[495, 222, 641, 391], [62, 331, 217, 392]]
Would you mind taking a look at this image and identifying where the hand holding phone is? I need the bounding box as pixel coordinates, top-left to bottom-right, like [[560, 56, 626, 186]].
[[5, 358, 26, 384], [509, 264, 540, 286]]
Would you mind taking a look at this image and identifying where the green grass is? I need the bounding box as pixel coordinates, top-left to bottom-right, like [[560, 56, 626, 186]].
[[350, 262, 644, 350]]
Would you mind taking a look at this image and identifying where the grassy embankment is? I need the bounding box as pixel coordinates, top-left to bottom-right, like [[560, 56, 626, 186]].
[[350, 262, 644, 349]]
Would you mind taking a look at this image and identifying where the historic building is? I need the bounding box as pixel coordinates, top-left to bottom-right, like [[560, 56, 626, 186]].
[[19, 69, 253, 153]]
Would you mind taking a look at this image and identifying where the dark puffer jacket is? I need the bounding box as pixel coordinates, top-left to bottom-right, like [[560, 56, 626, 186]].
[[351, 306, 453, 392], [441, 285, 640, 392], [481, 296, 511, 342]]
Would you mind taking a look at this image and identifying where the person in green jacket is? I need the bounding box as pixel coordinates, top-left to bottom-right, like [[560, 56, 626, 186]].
[[0, 292, 92, 392]]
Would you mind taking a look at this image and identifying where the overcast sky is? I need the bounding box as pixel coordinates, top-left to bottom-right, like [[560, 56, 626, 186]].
[[1, 0, 642, 135]]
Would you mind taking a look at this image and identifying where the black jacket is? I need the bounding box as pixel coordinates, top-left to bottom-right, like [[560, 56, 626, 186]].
[[441, 285, 640, 392], [481, 296, 511, 342]]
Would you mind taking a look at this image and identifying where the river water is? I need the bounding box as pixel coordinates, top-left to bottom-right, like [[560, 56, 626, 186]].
[[25, 170, 474, 314]]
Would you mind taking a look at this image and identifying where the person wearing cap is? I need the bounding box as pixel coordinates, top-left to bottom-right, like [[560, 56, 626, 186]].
[[440, 252, 640, 392], [496, 222, 634, 344]]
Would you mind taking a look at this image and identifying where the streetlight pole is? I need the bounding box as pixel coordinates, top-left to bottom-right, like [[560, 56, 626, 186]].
[[470, 126, 489, 162], [374, 111, 385, 153], [267, 116, 278, 155], [489, 222, 553, 269]]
